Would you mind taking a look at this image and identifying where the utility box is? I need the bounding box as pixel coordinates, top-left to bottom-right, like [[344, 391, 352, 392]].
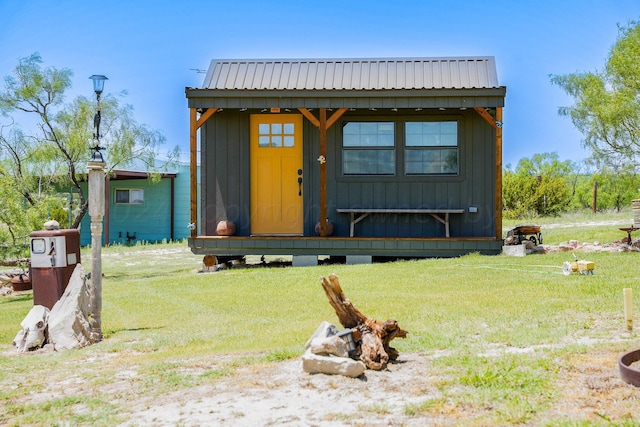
[[29, 228, 81, 309]]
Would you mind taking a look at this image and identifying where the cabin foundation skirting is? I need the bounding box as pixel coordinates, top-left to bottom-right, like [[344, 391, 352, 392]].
[[188, 236, 503, 258]]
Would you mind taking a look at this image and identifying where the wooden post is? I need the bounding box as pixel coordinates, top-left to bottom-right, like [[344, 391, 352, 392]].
[[624, 288, 633, 331], [319, 108, 327, 237], [592, 181, 598, 213], [189, 107, 218, 238], [298, 107, 346, 237], [189, 108, 197, 237], [495, 107, 503, 240]]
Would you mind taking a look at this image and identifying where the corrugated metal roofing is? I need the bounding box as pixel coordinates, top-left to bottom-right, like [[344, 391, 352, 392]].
[[202, 57, 500, 91]]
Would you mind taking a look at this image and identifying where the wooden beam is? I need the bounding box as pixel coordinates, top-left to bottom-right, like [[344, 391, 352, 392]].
[[326, 108, 348, 129], [473, 107, 498, 129], [297, 108, 320, 128], [190, 108, 198, 237], [495, 107, 503, 240], [319, 108, 328, 237], [196, 107, 218, 129]]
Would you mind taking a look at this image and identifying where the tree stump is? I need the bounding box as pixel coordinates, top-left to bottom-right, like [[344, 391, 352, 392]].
[[320, 274, 407, 370]]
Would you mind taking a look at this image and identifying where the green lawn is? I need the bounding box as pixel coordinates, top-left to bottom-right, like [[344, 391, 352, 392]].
[[1, 210, 638, 425]]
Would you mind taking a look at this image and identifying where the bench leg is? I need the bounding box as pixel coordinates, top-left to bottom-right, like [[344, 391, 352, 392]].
[[349, 213, 370, 237], [429, 213, 451, 238], [349, 213, 355, 237]]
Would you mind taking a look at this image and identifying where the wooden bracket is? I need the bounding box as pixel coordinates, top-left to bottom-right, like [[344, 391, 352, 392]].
[[473, 107, 501, 129], [298, 108, 347, 129], [196, 108, 219, 129]]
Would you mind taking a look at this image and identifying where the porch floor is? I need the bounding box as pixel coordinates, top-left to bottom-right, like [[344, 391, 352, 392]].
[[188, 235, 503, 258]]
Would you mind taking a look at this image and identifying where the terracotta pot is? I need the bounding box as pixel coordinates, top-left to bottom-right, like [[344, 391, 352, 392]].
[[315, 219, 334, 236], [11, 274, 32, 291], [216, 221, 236, 236]]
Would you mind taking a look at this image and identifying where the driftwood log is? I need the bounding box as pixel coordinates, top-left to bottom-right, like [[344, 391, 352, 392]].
[[320, 274, 408, 370]]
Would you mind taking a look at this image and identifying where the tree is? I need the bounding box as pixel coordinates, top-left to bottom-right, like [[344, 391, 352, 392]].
[[0, 53, 178, 244], [571, 160, 640, 212], [551, 21, 640, 167], [503, 153, 575, 218]]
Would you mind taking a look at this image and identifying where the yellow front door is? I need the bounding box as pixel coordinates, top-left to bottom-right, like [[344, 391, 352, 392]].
[[250, 114, 303, 235]]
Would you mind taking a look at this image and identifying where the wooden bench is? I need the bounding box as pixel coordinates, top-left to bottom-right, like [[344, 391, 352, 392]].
[[336, 208, 465, 238]]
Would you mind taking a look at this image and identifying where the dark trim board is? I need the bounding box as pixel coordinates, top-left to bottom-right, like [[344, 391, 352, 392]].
[[188, 236, 503, 258]]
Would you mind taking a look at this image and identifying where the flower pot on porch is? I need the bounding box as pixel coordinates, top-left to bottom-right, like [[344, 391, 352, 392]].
[[315, 219, 334, 236], [216, 221, 236, 236]]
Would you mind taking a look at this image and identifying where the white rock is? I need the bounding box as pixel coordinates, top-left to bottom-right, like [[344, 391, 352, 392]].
[[301, 350, 366, 377], [43, 220, 60, 230], [309, 335, 349, 358], [305, 321, 339, 349], [48, 264, 95, 351]]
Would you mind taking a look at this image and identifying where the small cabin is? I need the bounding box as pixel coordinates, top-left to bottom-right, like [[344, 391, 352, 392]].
[[185, 57, 506, 264], [78, 164, 194, 246]]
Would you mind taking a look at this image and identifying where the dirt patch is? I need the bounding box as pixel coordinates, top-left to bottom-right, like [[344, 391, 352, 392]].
[[117, 348, 640, 426]]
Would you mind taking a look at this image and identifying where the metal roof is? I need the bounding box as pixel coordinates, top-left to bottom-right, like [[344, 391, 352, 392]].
[[202, 57, 500, 91]]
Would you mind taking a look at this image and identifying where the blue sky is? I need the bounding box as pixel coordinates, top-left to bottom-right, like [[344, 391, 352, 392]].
[[1, 0, 639, 167]]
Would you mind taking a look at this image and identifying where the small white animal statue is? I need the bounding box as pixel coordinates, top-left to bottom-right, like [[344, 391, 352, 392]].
[[13, 305, 50, 352]]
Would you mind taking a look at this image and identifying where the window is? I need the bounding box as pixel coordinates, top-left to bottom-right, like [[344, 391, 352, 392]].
[[115, 189, 144, 204], [342, 122, 395, 175], [258, 122, 295, 147], [405, 121, 458, 174]]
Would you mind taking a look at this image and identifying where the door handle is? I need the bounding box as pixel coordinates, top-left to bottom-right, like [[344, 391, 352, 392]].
[[297, 177, 303, 196]]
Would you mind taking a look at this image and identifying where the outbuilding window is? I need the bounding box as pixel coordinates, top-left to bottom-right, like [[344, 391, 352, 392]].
[[115, 189, 144, 204], [404, 121, 458, 175], [342, 122, 395, 175]]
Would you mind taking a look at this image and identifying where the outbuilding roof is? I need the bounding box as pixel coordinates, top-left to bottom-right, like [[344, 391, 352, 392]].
[[201, 57, 501, 91]]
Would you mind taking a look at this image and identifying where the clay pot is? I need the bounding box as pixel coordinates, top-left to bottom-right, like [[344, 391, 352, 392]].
[[216, 221, 236, 236], [315, 219, 334, 236]]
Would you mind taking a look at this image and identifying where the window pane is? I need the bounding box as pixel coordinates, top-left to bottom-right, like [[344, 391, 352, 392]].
[[343, 122, 360, 135], [271, 123, 282, 134], [342, 122, 394, 147], [343, 149, 395, 175], [271, 136, 282, 147], [343, 134, 360, 147], [441, 121, 457, 134], [283, 136, 294, 147], [258, 123, 270, 135], [130, 190, 144, 204], [283, 123, 294, 134], [405, 121, 457, 147], [405, 122, 422, 135], [259, 136, 270, 147], [115, 190, 129, 204], [405, 148, 458, 174]]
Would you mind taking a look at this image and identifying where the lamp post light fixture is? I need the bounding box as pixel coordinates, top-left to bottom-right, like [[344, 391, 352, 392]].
[[89, 75, 108, 163], [87, 74, 108, 342]]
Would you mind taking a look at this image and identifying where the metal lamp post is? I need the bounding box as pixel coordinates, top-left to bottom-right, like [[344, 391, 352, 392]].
[[88, 74, 108, 341]]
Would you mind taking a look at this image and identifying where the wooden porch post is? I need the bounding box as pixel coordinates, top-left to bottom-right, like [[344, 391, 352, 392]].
[[495, 107, 503, 240], [189, 108, 197, 237], [319, 109, 328, 236], [189, 107, 219, 238], [297, 107, 348, 237]]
